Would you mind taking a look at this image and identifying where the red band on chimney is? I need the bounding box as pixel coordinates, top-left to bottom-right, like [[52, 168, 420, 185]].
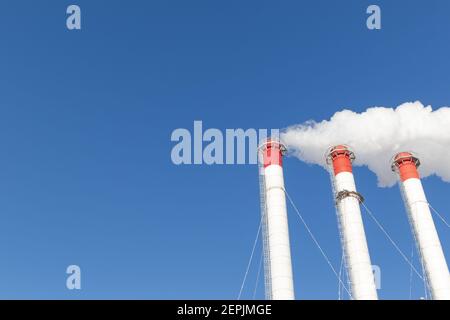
[[263, 142, 283, 168], [393, 152, 420, 182], [329, 145, 353, 175]]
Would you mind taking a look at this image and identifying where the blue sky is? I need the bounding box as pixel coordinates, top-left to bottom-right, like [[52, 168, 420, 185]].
[[0, 0, 449, 299]]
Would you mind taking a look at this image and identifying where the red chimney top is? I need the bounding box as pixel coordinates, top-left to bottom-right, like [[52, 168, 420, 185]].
[[327, 145, 355, 175], [392, 152, 420, 182]]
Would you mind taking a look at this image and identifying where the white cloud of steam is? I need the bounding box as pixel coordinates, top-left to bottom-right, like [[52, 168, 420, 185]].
[[281, 101, 450, 187]]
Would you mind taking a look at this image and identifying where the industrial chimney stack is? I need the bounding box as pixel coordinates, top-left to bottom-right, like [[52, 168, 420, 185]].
[[327, 145, 378, 300], [392, 152, 450, 300], [258, 139, 295, 300]]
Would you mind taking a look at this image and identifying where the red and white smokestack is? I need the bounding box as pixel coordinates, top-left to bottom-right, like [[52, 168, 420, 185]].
[[327, 146, 378, 300], [392, 152, 450, 300], [259, 139, 295, 300]]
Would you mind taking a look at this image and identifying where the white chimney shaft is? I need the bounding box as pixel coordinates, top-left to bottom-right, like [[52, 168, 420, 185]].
[[392, 152, 450, 300], [260, 140, 295, 300], [327, 146, 378, 300]]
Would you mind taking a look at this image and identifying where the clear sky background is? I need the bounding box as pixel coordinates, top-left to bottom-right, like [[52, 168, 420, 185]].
[[0, 0, 449, 299]]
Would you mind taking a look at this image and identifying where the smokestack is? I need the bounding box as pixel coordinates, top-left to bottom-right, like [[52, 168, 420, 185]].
[[282, 102, 450, 188], [258, 139, 295, 300], [392, 152, 450, 300], [326, 145, 378, 300]]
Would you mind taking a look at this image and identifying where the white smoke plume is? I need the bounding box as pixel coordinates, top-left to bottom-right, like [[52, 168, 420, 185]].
[[281, 101, 450, 187]]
